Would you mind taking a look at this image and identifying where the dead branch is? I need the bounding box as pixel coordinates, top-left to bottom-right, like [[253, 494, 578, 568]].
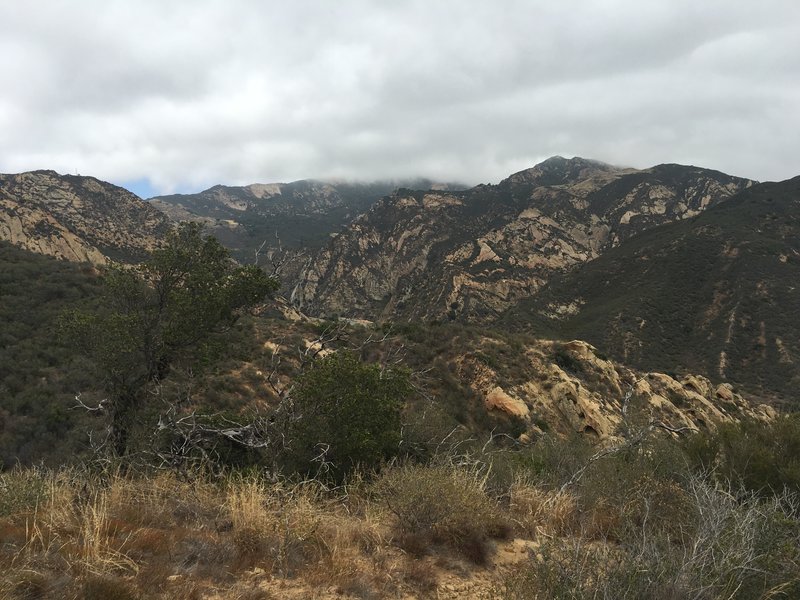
[[71, 392, 109, 413]]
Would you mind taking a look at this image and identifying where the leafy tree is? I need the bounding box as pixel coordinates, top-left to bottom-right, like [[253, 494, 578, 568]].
[[62, 223, 278, 456], [286, 351, 412, 480]]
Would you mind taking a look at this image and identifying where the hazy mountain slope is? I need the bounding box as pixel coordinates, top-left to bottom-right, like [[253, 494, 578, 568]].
[[0, 170, 172, 264], [149, 178, 464, 263], [292, 157, 753, 321], [503, 176, 800, 402]]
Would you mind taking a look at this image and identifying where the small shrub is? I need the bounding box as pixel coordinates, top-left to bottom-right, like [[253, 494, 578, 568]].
[[226, 479, 322, 575], [531, 415, 549, 432], [512, 434, 594, 489], [497, 476, 800, 599], [494, 541, 664, 600], [508, 479, 578, 537], [576, 440, 694, 540], [0, 469, 47, 517], [683, 415, 800, 495], [552, 346, 582, 375], [374, 464, 510, 564]]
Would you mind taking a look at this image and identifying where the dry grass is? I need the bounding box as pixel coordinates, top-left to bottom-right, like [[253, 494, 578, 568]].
[[0, 469, 409, 599], [1, 460, 797, 599], [508, 477, 578, 537], [374, 463, 512, 565], [227, 479, 326, 574]]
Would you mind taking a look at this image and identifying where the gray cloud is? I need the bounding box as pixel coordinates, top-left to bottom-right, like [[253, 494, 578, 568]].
[[1, 0, 798, 195]]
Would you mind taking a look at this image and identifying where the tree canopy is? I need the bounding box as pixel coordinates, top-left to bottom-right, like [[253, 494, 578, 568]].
[[62, 223, 278, 455]]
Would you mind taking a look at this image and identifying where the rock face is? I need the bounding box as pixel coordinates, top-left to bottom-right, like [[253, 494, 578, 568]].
[[0, 170, 172, 264], [292, 157, 752, 322], [505, 175, 800, 403], [462, 338, 774, 443]]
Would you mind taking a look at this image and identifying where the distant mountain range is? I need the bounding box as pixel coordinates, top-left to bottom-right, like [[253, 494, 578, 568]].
[[291, 157, 753, 322], [1, 158, 797, 401], [148, 178, 465, 263]]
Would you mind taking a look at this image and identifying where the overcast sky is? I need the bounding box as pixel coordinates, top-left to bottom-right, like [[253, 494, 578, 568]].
[[1, 1, 798, 197]]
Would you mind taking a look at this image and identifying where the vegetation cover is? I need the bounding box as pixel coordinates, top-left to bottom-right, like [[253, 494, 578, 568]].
[[60, 223, 278, 456], [1, 214, 799, 597], [1, 419, 798, 599], [284, 350, 412, 480], [0, 242, 103, 466]]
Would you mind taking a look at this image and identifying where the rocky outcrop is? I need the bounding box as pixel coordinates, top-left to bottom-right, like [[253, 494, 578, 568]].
[[292, 157, 753, 322], [206, 309, 773, 445], [461, 338, 773, 443], [485, 386, 530, 418], [0, 170, 172, 264]]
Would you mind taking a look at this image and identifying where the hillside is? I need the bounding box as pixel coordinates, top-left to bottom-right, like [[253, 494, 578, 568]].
[[291, 157, 753, 322], [0, 170, 172, 264], [503, 177, 800, 403], [0, 242, 103, 466], [0, 237, 776, 466], [2, 171, 796, 599], [149, 178, 464, 264], [163, 311, 777, 452]]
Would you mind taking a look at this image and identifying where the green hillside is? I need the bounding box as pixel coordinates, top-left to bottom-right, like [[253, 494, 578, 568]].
[[503, 177, 800, 403], [0, 242, 103, 465]]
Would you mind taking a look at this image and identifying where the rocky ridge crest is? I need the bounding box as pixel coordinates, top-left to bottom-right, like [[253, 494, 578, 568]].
[[292, 157, 753, 321], [0, 170, 172, 264]]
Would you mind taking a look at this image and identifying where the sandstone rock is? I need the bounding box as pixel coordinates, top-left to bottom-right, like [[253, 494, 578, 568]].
[[459, 337, 772, 444], [485, 386, 529, 418], [715, 383, 735, 402]]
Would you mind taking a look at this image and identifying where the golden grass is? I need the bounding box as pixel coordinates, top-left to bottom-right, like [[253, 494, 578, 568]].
[[5, 463, 754, 600], [508, 477, 578, 537]]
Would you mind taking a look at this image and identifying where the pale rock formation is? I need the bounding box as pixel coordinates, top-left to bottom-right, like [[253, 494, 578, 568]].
[[485, 386, 529, 418], [472, 338, 772, 443], [0, 170, 171, 264]]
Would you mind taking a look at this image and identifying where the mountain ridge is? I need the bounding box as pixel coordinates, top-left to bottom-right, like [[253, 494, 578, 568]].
[[502, 175, 800, 401], [148, 177, 467, 262], [291, 157, 754, 322], [0, 170, 172, 264]]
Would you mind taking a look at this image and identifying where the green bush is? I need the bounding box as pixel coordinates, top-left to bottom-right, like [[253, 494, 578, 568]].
[[511, 433, 595, 489], [285, 351, 412, 480], [0, 468, 48, 517], [683, 415, 800, 494]]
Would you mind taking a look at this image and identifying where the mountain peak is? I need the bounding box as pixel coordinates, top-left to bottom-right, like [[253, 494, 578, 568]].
[[505, 156, 619, 185], [538, 155, 610, 168]]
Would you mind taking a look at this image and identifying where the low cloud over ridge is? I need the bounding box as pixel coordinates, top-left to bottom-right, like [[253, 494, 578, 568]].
[[1, 0, 798, 194]]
